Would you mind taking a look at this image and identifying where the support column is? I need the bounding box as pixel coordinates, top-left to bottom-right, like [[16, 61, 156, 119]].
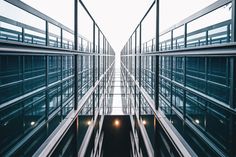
[[154, 1, 160, 157], [154, 0, 159, 110], [74, 1, 79, 155], [74, 0, 78, 110], [229, 1, 236, 156]]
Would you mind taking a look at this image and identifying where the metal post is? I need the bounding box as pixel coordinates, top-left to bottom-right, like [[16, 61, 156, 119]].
[[154, 1, 160, 156], [74, 0, 78, 51], [60, 28, 63, 48], [98, 30, 100, 108], [206, 30, 209, 45], [183, 57, 186, 121], [60, 56, 63, 121], [139, 24, 142, 118], [81, 55, 83, 98], [46, 21, 49, 46], [104, 38, 106, 114], [22, 27, 25, 43], [74, 0, 78, 110], [103, 36, 105, 114], [230, 57, 236, 108], [184, 23, 187, 48], [45, 56, 49, 134], [134, 30, 137, 109], [230, 0, 236, 109], [93, 21, 96, 119], [56, 37, 58, 47], [74, 1, 79, 153], [75, 55, 78, 110], [155, 0, 159, 110], [171, 30, 173, 50], [230, 1, 236, 155]]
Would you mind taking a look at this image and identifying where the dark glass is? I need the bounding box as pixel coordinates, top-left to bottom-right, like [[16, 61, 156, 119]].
[[62, 78, 74, 103], [0, 92, 46, 153], [186, 92, 206, 129], [49, 85, 61, 113], [49, 56, 61, 84], [172, 85, 184, 112], [62, 56, 74, 78], [173, 57, 184, 84], [62, 100, 74, 118], [24, 56, 46, 93], [0, 56, 23, 104]]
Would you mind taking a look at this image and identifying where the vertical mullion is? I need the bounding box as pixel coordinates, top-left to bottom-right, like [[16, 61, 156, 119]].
[[98, 30, 100, 109], [45, 56, 49, 135], [183, 57, 186, 121], [74, 0, 78, 110], [134, 30, 137, 109], [92, 22, 96, 120], [139, 24, 142, 118]]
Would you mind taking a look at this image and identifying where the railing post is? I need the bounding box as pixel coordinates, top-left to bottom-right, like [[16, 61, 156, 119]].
[[21, 27, 25, 43], [184, 23, 187, 48], [227, 24, 231, 42], [46, 21, 49, 46], [206, 30, 209, 45], [171, 30, 173, 50], [56, 37, 58, 47], [60, 28, 63, 48]]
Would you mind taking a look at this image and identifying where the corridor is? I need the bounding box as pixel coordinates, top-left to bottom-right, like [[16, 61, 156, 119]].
[[0, 0, 236, 157]]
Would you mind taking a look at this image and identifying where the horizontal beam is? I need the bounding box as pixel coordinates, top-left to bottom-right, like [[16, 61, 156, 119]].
[[121, 43, 236, 57], [0, 41, 115, 56]]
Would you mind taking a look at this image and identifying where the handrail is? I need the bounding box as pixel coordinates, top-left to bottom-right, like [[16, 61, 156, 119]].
[[4, 0, 73, 34], [121, 0, 233, 54], [160, 0, 232, 36], [120, 42, 236, 57]]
